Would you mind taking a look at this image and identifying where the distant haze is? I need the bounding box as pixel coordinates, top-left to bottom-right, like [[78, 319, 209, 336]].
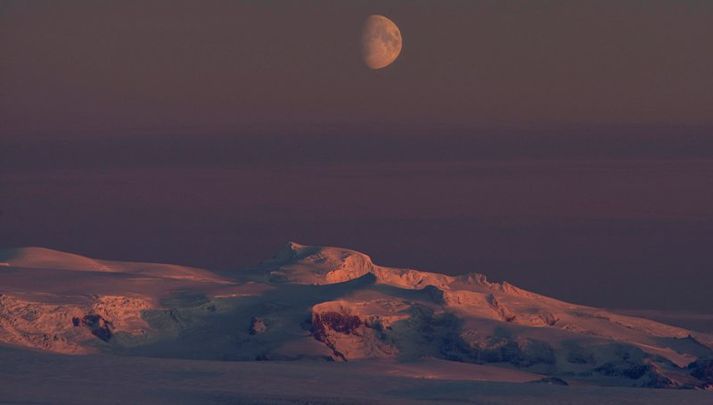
[[1, 1, 713, 312]]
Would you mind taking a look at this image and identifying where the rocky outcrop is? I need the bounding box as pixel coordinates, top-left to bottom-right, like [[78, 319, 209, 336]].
[[465, 336, 556, 367], [486, 293, 516, 322], [580, 345, 683, 388], [310, 301, 399, 361], [75, 314, 113, 341], [688, 357, 713, 384], [312, 312, 362, 338], [0, 293, 152, 354], [249, 317, 268, 335]]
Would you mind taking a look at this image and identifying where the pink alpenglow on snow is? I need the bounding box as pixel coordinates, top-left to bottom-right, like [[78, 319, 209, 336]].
[[1, 242, 712, 400]]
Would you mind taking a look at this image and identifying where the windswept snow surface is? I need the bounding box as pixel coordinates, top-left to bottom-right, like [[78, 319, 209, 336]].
[[1, 347, 712, 405], [1, 242, 712, 401]]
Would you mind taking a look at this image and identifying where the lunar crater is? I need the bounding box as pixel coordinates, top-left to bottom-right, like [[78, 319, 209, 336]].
[[362, 15, 402, 70]]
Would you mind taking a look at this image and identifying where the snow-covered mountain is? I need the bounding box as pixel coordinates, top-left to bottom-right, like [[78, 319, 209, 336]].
[[1, 243, 711, 389]]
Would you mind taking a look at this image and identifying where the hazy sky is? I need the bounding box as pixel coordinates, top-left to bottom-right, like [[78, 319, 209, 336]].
[[2, 0, 713, 136], [1, 1, 713, 312]]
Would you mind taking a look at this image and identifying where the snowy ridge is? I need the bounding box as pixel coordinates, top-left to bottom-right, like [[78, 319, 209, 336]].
[[0, 242, 712, 389]]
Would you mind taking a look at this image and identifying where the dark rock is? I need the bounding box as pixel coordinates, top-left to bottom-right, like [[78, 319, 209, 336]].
[[470, 335, 556, 367], [566, 347, 595, 364], [595, 361, 649, 379], [311, 312, 362, 341], [81, 314, 113, 342], [420, 285, 446, 304], [249, 317, 268, 335], [594, 360, 677, 388], [688, 357, 713, 383], [533, 377, 568, 385], [639, 371, 676, 389], [538, 312, 559, 326], [486, 293, 516, 322]]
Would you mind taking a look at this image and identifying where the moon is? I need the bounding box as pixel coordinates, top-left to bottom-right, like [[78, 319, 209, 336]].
[[362, 15, 402, 70]]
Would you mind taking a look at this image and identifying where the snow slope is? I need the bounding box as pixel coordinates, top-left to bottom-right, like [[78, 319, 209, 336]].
[[1, 242, 712, 390], [3, 347, 712, 404], [0, 247, 225, 282]]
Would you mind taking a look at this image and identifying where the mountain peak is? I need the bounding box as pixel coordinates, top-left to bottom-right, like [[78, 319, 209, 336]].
[[262, 242, 375, 285], [1, 243, 711, 389], [262, 243, 509, 293]]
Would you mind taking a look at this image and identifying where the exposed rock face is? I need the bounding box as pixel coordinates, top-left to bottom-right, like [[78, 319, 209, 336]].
[[578, 345, 682, 388], [77, 314, 113, 342], [535, 312, 559, 327], [486, 293, 516, 322], [312, 312, 362, 337], [689, 357, 713, 383], [310, 302, 399, 361], [0, 294, 152, 353], [595, 361, 652, 379], [456, 334, 557, 367], [91, 296, 152, 333], [0, 294, 82, 353], [249, 317, 267, 335]]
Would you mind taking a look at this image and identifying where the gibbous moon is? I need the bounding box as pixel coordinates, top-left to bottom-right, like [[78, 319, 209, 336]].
[[362, 15, 402, 70]]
